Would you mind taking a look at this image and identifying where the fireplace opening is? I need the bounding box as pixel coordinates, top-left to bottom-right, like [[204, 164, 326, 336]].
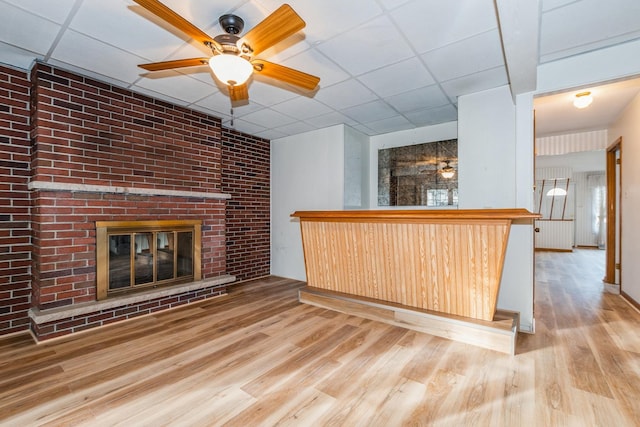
[[96, 220, 202, 300]]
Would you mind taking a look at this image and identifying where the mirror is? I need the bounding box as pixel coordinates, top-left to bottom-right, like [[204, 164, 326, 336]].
[[378, 139, 458, 207]]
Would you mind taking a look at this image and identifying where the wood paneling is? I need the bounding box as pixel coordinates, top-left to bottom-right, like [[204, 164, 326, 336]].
[[293, 209, 538, 321]]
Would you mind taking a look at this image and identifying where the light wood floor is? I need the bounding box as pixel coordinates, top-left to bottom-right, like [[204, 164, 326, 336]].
[[2, 249, 640, 426]]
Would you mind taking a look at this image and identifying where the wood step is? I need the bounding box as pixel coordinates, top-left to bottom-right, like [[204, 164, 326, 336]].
[[298, 286, 519, 355]]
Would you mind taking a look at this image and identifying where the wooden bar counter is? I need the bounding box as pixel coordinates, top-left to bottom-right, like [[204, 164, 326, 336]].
[[292, 209, 538, 353]]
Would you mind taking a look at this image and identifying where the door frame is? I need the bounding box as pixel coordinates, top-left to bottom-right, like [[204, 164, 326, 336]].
[[604, 137, 621, 285]]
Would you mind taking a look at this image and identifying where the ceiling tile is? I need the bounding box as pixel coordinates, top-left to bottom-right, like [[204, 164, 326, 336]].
[[304, 111, 357, 128], [440, 66, 508, 99], [194, 90, 240, 117], [405, 104, 458, 127], [71, 1, 200, 60], [228, 99, 266, 118], [255, 129, 288, 140], [385, 85, 450, 113], [316, 15, 414, 76], [156, 0, 246, 34], [270, 96, 333, 120], [365, 115, 414, 134], [255, 0, 384, 44], [341, 100, 398, 123], [357, 57, 436, 98], [223, 118, 266, 135], [239, 107, 296, 128], [540, 0, 640, 63], [272, 120, 316, 136], [0, 3, 62, 56], [1, 0, 633, 140], [421, 30, 504, 82], [280, 49, 350, 88], [0, 42, 39, 69], [350, 123, 377, 136], [378, 0, 414, 11], [241, 79, 299, 106], [542, 0, 584, 12], [134, 72, 217, 104], [257, 38, 311, 64], [392, 0, 498, 53], [315, 79, 377, 110], [2, 0, 77, 24], [51, 30, 149, 84]]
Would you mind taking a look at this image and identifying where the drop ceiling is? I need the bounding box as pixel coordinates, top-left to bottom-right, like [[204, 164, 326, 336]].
[[1, 0, 640, 139]]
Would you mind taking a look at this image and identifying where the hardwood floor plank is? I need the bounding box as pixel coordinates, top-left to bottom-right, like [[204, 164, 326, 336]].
[[316, 325, 408, 399], [240, 323, 358, 397], [2, 250, 640, 426]]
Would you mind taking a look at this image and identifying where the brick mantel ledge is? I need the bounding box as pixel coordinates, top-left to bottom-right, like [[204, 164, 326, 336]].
[[29, 274, 236, 325], [28, 181, 231, 200]]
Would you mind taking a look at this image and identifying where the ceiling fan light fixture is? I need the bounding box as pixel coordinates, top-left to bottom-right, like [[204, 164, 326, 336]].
[[573, 91, 593, 109], [209, 54, 253, 86], [439, 160, 455, 179]]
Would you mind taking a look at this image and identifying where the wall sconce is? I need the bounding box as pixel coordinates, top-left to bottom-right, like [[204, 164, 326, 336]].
[[573, 91, 593, 109], [439, 160, 455, 179]]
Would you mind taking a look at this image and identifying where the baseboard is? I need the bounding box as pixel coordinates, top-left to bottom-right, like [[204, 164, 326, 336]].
[[299, 286, 519, 355], [621, 291, 640, 312]]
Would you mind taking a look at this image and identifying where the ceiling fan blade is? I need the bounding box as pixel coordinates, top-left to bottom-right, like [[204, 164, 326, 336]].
[[239, 4, 305, 57], [133, 0, 217, 48], [252, 59, 319, 90], [138, 58, 210, 72], [229, 83, 249, 102]]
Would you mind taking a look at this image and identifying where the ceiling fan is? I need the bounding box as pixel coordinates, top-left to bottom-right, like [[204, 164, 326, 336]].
[[133, 0, 320, 102]]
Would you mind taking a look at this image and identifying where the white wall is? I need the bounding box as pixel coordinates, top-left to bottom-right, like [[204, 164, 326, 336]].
[[368, 122, 458, 209], [458, 86, 517, 207], [344, 125, 370, 209], [537, 39, 640, 94], [609, 92, 640, 303], [271, 125, 346, 281], [458, 85, 536, 332]]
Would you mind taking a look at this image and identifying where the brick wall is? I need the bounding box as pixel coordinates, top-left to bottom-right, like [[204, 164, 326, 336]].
[[222, 129, 270, 280], [29, 63, 228, 318], [31, 191, 226, 311], [31, 64, 222, 192], [0, 62, 273, 339], [0, 65, 31, 335]]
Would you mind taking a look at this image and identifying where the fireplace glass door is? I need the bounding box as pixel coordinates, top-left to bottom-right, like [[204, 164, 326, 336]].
[[97, 221, 202, 300]]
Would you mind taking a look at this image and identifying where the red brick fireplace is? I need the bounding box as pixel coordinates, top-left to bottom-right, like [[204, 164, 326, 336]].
[[0, 62, 271, 341]]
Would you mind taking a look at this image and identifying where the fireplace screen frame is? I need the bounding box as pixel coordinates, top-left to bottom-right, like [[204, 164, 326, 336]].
[[96, 220, 202, 300]]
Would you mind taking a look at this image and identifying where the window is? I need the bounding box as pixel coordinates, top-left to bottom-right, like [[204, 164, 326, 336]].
[[535, 178, 574, 220]]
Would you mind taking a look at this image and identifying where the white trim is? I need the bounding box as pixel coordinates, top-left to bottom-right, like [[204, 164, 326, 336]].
[[28, 181, 231, 200]]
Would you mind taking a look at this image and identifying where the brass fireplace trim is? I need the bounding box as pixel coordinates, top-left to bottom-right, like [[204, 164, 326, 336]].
[[96, 220, 202, 300]]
